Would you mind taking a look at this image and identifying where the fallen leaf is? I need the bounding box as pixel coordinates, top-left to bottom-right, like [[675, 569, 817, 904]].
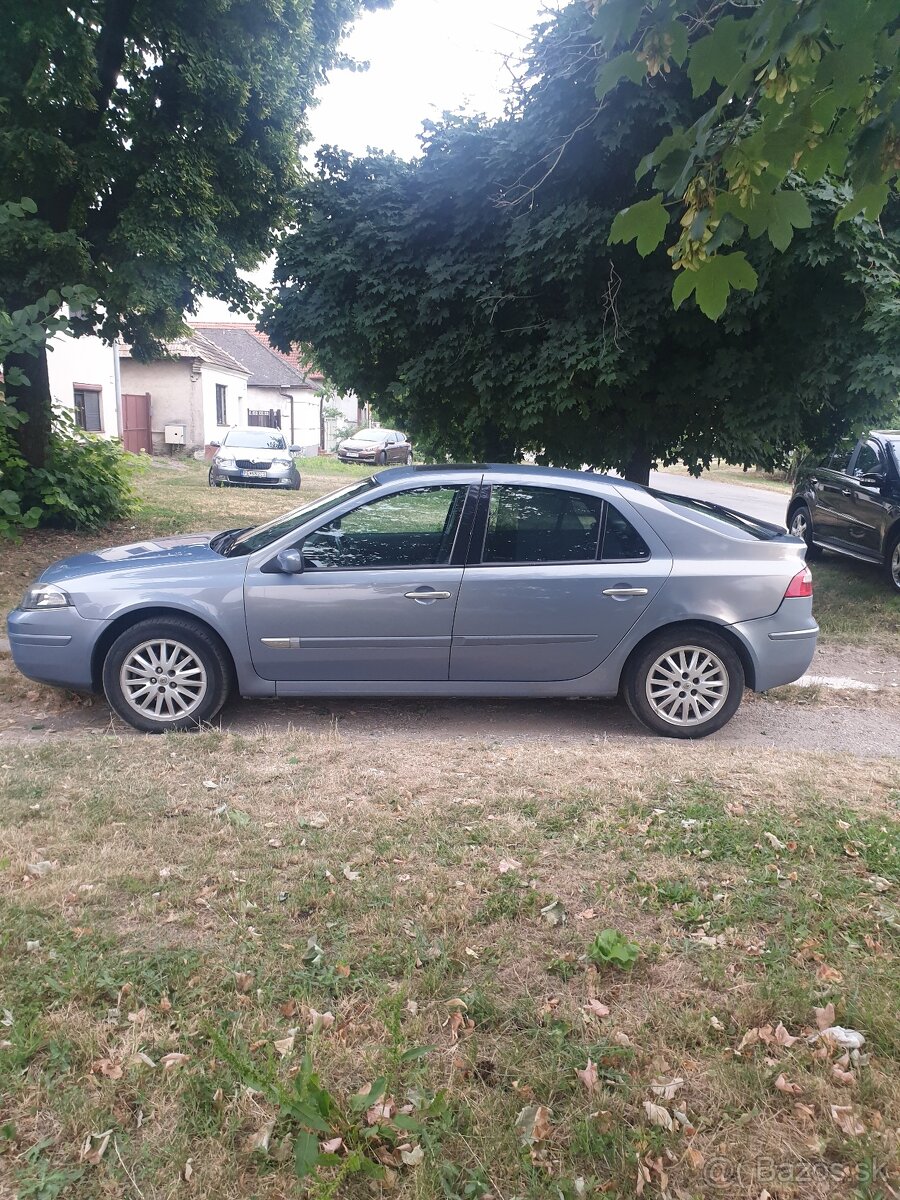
[[405, 999, 418, 1016], [342, 866, 360, 882], [575, 907, 597, 920], [91, 1057, 123, 1080], [642, 1101, 674, 1131], [400, 1145, 425, 1167], [842, 843, 860, 858], [611, 1030, 632, 1047], [794, 1102, 816, 1120], [234, 971, 254, 993], [709, 1015, 725, 1031], [80, 1130, 113, 1166], [540, 899, 567, 926], [650, 1078, 683, 1102], [273, 1034, 295, 1058], [814, 1002, 835, 1030], [307, 1008, 335, 1033], [515, 1104, 552, 1146], [774, 1074, 802, 1096], [582, 998, 610, 1020], [25, 861, 56, 878], [773, 1022, 799, 1047], [497, 858, 522, 874], [763, 831, 787, 851], [815, 963, 844, 984], [685, 1146, 705, 1170], [830, 1105, 866, 1136], [159, 1052, 189, 1069], [244, 1118, 276, 1154], [320, 1136, 344, 1154], [202, 779, 218, 790], [182, 1159, 193, 1182], [832, 1065, 855, 1086], [576, 1060, 599, 1094], [366, 1100, 396, 1126]]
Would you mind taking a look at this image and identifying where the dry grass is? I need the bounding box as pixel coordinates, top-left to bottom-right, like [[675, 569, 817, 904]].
[[1, 733, 898, 1198]]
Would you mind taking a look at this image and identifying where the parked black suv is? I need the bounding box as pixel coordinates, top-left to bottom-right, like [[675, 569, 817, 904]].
[[788, 431, 900, 592]]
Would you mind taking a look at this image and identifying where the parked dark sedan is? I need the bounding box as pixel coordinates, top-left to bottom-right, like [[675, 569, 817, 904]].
[[337, 427, 412, 465], [788, 430, 900, 592]]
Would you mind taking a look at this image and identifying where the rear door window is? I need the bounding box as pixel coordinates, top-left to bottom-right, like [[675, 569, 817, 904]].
[[482, 485, 604, 563]]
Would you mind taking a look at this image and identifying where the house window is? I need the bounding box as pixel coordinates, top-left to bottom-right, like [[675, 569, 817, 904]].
[[248, 409, 281, 429], [73, 388, 102, 432], [215, 384, 227, 426]]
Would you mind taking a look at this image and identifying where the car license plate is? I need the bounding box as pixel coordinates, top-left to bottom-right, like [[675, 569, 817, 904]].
[[343, 451, 357, 457], [242, 469, 267, 477]]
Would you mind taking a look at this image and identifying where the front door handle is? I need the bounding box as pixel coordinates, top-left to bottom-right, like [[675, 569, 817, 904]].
[[404, 589, 453, 603], [841, 488, 853, 496], [602, 586, 649, 598]]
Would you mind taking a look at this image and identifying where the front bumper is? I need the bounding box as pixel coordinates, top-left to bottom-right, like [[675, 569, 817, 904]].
[[211, 465, 299, 488], [729, 597, 818, 692], [7, 606, 103, 691], [337, 453, 378, 463]]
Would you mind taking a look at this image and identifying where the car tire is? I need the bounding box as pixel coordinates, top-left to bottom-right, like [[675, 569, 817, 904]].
[[290, 474, 302, 490], [208, 471, 221, 488], [623, 626, 744, 739], [884, 529, 900, 593], [787, 503, 822, 560], [377, 450, 387, 465], [102, 617, 231, 733], [405, 451, 413, 465]]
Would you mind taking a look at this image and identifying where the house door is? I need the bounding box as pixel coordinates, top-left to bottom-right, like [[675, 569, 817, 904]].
[[122, 393, 151, 454]]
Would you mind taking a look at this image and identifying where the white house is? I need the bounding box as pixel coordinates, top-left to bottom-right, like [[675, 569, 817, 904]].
[[46, 329, 120, 438], [119, 332, 253, 454]]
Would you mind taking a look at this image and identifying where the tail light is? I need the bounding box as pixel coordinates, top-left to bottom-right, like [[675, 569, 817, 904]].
[[784, 566, 813, 598]]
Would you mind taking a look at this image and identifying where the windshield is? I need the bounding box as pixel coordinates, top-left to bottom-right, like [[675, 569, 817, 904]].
[[649, 489, 782, 540], [351, 429, 387, 443], [223, 430, 287, 450], [224, 479, 375, 556]]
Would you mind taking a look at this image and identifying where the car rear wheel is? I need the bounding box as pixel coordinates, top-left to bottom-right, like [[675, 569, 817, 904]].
[[102, 617, 231, 733], [788, 503, 822, 560], [623, 627, 744, 739], [885, 530, 900, 593]]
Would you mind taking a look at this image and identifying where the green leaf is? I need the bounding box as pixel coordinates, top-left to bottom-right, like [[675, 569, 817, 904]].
[[19, 196, 38, 214], [588, 927, 641, 970], [595, 52, 646, 103], [609, 195, 669, 256], [350, 1077, 387, 1113], [687, 17, 747, 97], [672, 253, 759, 320], [835, 182, 890, 225], [293, 1129, 319, 1179], [662, 20, 688, 68], [740, 189, 812, 250], [591, 0, 643, 49], [400, 1045, 435, 1063]]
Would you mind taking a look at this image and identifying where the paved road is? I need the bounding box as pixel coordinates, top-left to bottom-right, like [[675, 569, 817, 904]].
[[649, 471, 790, 526]]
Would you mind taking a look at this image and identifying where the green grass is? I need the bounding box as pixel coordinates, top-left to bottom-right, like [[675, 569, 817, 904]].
[[811, 557, 900, 653], [1, 735, 898, 1198]]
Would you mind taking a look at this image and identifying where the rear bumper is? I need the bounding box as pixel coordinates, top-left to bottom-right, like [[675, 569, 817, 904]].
[[7, 607, 102, 691], [729, 598, 818, 691]]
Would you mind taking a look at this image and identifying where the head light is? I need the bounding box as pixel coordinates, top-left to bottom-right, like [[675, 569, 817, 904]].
[[20, 583, 72, 611], [216, 455, 237, 467]]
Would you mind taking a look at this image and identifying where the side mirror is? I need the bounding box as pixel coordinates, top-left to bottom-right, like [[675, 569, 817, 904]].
[[859, 472, 884, 489], [209, 439, 221, 448], [289, 444, 302, 454], [262, 548, 304, 575]]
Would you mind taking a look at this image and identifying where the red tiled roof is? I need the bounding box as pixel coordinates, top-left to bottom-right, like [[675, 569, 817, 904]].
[[191, 322, 324, 384]]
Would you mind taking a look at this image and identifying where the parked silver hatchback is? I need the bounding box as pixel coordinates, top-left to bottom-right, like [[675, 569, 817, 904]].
[[8, 465, 817, 737]]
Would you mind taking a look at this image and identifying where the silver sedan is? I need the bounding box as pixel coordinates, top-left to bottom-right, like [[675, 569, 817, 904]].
[[8, 465, 817, 737]]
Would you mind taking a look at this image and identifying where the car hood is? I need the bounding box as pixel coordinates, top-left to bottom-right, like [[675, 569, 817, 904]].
[[340, 439, 380, 450], [216, 449, 292, 461], [39, 532, 224, 583]]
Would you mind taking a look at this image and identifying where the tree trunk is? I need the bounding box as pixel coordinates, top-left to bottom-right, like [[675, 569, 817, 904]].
[[481, 420, 515, 462], [623, 445, 652, 487], [4, 343, 52, 469]]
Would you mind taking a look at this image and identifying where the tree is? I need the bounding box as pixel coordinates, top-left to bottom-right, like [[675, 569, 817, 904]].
[[264, 4, 900, 484], [0, 0, 385, 467], [589, 0, 899, 313]]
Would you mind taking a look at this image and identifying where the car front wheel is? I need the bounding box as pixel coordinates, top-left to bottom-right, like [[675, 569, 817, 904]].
[[788, 503, 821, 560], [102, 617, 231, 732], [885, 530, 900, 593], [623, 627, 744, 739]]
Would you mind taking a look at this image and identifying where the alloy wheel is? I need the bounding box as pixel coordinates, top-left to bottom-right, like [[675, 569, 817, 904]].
[[119, 639, 208, 722], [789, 510, 809, 540], [645, 645, 729, 727]]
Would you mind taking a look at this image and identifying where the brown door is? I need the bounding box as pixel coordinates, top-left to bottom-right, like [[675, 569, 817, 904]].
[[122, 393, 151, 454]]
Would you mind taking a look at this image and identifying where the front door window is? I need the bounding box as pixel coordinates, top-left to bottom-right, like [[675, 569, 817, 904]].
[[301, 485, 469, 569]]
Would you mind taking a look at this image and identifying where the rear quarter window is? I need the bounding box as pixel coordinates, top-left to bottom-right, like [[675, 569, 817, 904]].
[[649, 490, 782, 541]]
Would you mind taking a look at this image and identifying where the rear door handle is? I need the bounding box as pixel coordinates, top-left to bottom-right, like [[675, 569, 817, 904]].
[[404, 589, 452, 602], [841, 488, 853, 496], [602, 586, 649, 598]]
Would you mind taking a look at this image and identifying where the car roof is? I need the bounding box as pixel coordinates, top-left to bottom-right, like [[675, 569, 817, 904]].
[[870, 430, 900, 438], [371, 462, 647, 494]]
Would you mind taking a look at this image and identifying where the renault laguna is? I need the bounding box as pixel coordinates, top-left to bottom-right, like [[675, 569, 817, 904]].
[[8, 465, 817, 737]]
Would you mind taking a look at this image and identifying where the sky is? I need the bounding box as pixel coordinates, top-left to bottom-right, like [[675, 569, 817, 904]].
[[196, 0, 556, 319]]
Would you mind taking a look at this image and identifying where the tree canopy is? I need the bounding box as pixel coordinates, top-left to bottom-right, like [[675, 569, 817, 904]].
[[265, 4, 900, 483], [0, 0, 385, 465], [592, 0, 899, 313]]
